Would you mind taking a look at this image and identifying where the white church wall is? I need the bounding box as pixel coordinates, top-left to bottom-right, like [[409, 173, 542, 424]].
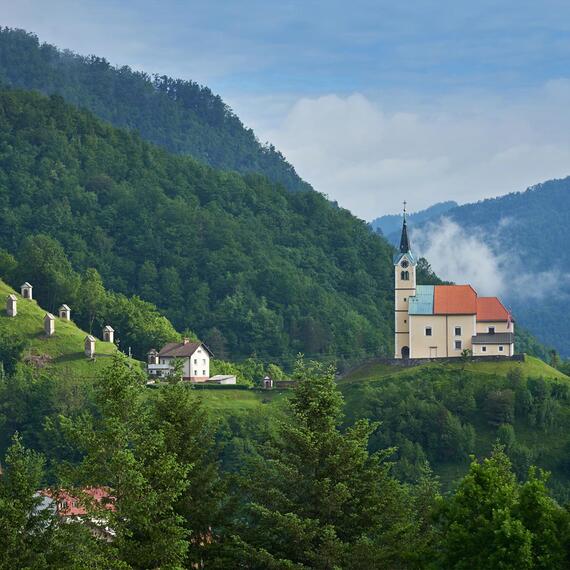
[[409, 314, 447, 358], [476, 321, 514, 334]]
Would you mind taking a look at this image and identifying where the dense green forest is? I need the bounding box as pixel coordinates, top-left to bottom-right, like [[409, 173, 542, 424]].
[[0, 88, 410, 364], [0, 87, 551, 365], [2, 23, 570, 570], [2, 354, 570, 569], [401, 178, 570, 356], [342, 361, 570, 499], [0, 27, 310, 193], [0, 27, 556, 365]]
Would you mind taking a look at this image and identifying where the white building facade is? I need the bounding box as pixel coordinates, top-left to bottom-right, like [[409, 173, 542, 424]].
[[147, 339, 213, 382]]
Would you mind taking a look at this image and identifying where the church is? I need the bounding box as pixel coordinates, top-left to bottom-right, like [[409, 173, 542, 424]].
[[394, 210, 514, 359]]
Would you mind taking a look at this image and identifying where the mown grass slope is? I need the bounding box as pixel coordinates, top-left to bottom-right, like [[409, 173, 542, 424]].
[[0, 279, 137, 378]]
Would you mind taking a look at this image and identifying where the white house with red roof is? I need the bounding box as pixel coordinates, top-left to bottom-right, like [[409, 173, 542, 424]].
[[395, 210, 514, 359], [147, 338, 213, 381]]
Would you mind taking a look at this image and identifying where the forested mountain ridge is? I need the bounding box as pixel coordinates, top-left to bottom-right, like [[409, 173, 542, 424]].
[[410, 178, 570, 356], [0, 27, 311, 193], [0, 88, 402, 364]]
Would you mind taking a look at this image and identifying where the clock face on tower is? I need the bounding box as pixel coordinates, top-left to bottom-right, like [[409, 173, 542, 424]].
[[401, 260, 409, 269]]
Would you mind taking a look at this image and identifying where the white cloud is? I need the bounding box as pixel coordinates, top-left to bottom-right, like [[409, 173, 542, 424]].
[[412, 218, 506, 297], [412, 217, 570, 302], [233, 84, 570, 219]]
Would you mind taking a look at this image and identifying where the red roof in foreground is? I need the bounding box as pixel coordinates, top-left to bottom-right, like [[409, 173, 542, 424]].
[[477, 297, 512, 322], [434, 285, 478, 315], [41, 487, 116, 517]]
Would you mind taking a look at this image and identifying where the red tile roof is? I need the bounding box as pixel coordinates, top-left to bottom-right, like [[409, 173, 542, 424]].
[[477, 297, 512, 322], [433, 285, 478, 315], [41, 487, 116, 517]]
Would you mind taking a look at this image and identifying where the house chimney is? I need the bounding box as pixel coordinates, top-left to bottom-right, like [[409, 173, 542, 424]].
[[183, 337, 190, 345]]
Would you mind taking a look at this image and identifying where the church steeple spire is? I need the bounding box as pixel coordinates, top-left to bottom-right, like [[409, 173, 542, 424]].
[[399, 201, 411, 253]]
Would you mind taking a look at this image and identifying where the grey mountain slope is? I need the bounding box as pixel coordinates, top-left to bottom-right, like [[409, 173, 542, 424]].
[[371, 201, 458, 243]]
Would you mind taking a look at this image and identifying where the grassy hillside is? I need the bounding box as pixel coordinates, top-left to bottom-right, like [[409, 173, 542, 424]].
[[185, 358, 570, 498], [340, 358, 570, 497], [0, 27, 311, 193], [3, 282, 570, 500], [0, 279, 131, 377], [341, 356, 568, 383]]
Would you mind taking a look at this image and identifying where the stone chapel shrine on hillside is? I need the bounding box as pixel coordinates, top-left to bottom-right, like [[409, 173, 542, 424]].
[[394, 207, 514, 359]]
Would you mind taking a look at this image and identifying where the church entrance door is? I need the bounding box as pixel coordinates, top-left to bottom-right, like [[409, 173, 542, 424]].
[[401, 346, 410, 359]]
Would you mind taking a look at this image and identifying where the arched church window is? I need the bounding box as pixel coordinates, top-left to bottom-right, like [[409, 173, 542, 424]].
[[401, 270, 410, 281]]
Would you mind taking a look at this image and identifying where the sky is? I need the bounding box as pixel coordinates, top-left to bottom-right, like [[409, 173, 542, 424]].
[[3, 0, 570, 219]]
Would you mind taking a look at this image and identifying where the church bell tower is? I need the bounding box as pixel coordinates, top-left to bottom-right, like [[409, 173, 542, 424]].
[[394, 203, 416, 359]]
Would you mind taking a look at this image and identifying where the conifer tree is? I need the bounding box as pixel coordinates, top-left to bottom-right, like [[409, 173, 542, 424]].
[[433, 446, 570, 569], [0, 434, 53, 569], [61, 354, 191, 569], [227, 358, 417, 569], [150, 382, 225, 567]]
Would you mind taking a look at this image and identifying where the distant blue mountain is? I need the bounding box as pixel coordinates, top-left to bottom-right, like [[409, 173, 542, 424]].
[[407, 177, 570, 356], [370, 201, 458, 245]]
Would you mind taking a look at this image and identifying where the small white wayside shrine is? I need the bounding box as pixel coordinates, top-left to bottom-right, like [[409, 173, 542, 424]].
[[103, 326, 114, 343], [59, 304, 71, 321], [44, 313, 55, 337], [6, 294, 17, 317], [85, 335, 96, 358], [21, 282, 33, 300]]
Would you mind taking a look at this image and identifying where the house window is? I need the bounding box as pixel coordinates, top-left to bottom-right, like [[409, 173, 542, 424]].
[[425, 327, 432, 336], [404, 319, 407, 323], [455, 326, 462, 336], [499, 346, 504, 352], [455, 340, 462, 350], [202, 370, 206, 375], [194, 358, 197, 364], [404, 297, 407, 302], [482, 346, 487, 352], [401, 271, 409, 281], [203, 359, 206, 364], [488, 326, 495, 334], [194, 370, 197, 375]]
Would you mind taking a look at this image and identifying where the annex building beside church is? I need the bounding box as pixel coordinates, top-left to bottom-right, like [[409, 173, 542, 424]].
[[394, 212, 514, 359]]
